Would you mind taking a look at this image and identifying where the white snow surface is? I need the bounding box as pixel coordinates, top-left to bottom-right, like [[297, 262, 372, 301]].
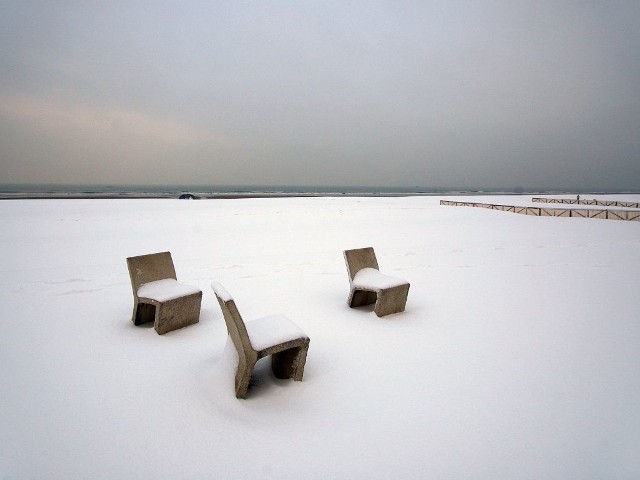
[[245, 314, 308, 352], [1, 195, 640, 479], [137, 278, 201, 302], [351, 267, 409, 290], [211, 280, 233, 302]]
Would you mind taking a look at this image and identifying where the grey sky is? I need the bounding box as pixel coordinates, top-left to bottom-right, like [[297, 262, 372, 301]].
[[1, 1, 639, 190]]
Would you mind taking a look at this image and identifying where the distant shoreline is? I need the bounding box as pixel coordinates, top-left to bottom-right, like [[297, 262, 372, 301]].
[[0, 191, 436, 200], [1, 191, 638, 200], [1, 185, 638, 200]]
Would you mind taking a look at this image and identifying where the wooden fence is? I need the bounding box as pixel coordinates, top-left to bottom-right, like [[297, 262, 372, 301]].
[[440, 200, 640, 222], [532, 197, 640, 208]]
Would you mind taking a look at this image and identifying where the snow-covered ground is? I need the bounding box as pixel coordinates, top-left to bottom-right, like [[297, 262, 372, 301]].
[[1, 195, 639, 479]]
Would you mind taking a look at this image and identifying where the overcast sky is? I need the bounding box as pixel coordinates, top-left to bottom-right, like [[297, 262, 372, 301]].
[[1, 1, 639, 190]]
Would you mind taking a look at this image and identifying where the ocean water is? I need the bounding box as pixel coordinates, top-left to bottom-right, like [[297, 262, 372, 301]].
[[0, 183, 631, 199], [0, 183, 484, 199]]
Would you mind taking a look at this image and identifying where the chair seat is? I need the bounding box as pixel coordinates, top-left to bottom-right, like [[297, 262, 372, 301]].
[[137, 278, 201, 302], [246, 314, 308, 352], [351, 267, 408, 290]]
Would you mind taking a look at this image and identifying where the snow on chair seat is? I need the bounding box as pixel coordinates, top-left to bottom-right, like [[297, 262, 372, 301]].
[[212, 281, 310, 399], [244, 314, 308, 352], [137, 278, 201, 302], [126, 251, 202, 335], [351, 267, 409, 290], [343, 247, 410, 317]]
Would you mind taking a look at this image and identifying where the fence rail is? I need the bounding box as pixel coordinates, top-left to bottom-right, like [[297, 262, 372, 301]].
[[532, 197, 640, 208], [440, 200, 640, 222]]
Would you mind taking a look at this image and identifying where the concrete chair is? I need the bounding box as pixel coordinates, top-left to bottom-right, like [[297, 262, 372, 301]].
[[343, 247, 410, 317], [211, 281, 310, 399], [126, 251, 202, 335]]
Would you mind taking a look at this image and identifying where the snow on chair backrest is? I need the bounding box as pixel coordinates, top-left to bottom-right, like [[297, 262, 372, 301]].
[[211, 282, 253, 358], [343, 247, 379, 281]]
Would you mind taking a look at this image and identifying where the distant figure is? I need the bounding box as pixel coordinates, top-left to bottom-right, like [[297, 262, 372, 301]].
[[577, 194, 580, 201]]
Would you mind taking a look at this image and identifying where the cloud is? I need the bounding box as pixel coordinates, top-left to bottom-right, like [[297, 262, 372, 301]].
[[0, 95, 223, 146], [1, 1, 639, 189], [0, 94, 240, 184]]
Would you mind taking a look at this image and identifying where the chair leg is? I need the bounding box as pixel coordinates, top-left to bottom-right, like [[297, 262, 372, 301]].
[[292, 344, 309, 382], [272, 344, 309, 381], [272, 348, 297, 379], [131, 302, 139, 324], [374, 284, 410, 317], [235, 359, 255, 399], [154, 292, 202, 335], [133, 301, 156, 325], [349, 289, 377, 308]]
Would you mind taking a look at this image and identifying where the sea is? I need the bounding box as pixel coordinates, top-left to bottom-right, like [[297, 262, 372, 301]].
[[0, 183, 631, 199]]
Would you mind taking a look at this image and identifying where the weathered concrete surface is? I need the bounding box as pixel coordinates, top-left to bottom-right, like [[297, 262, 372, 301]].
[[212, 282, 310, 399], [126, 251, 202, 335], [344, 247, 410, 317]]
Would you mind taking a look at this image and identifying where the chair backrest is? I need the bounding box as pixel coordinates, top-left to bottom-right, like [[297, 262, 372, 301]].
[[127, 251, 177, 294], [211, 282, 254, 359], [343, 247, 379, 280]]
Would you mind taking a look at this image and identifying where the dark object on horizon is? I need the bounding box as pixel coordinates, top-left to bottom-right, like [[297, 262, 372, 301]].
[[179, 193, 198, 199]]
